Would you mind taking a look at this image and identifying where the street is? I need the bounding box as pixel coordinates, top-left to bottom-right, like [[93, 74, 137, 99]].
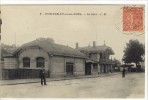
[[0, 73, 145, 98]]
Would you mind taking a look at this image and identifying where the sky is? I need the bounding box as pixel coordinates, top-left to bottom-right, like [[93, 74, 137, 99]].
[[1, 5, 145, 62]]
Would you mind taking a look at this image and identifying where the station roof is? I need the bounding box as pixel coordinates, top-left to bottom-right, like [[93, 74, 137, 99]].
[[77, 45, 114, 55], [12, 38, 86, 58]]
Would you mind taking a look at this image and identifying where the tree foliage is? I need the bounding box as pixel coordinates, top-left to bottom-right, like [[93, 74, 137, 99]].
[[0, 43, 17, 61], [122, 39, 144, 67]]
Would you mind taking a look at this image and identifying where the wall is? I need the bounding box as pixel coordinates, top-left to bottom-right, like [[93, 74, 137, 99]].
[[2, 47, 85, 79], [18, 48, 50, 70], [90, 53, 97, 61], [51, 56, 85, 77], [104, 52, 110, 59], [4, 58, 18, 69], [90, 53, 100, 61], [74, 58, 85, 76], [51, 56, 65, 77]]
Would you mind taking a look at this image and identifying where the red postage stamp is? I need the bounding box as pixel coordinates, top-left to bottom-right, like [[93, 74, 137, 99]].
[[123, 7, 144, 32]]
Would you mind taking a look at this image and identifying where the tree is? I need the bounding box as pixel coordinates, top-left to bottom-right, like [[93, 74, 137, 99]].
[[122, 39, 145, 69], [0, 43, 18, 61]]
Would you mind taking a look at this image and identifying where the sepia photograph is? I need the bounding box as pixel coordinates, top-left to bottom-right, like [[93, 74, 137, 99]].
[[0, 2, 146, 99]]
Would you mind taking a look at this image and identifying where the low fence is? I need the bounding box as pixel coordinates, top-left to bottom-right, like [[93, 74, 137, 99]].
[[0, 61, 4, 68], [1, 69, 50, 80]]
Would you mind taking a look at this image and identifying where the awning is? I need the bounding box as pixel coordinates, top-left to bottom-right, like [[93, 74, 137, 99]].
[[121, 64, 134, 67]]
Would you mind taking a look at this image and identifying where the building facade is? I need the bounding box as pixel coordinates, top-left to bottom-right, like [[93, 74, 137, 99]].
[[76, 41, 115, 75], [2, 38, 86, 79]]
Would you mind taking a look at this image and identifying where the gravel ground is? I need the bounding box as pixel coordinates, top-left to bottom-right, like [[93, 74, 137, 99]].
[[0, 72, 145, 98]]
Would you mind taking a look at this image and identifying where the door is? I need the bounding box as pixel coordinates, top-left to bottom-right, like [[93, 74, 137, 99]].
[[85, 63, 91, 75], [66, 63, 73, 75], [104, 65, 106, 73]]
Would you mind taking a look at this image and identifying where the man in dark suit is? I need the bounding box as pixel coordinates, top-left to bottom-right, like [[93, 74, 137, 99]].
[[122, 68, 126, 78], [40, 66, 47, 85]]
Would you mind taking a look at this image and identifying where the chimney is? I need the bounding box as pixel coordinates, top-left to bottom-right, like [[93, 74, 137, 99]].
[[76, 42, 78, 49], [93, 41, 96, 47], [104, 40, 106, 46]]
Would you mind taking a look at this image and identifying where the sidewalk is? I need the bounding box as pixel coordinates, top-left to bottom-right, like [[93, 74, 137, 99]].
[[0, 72, 120, 86]]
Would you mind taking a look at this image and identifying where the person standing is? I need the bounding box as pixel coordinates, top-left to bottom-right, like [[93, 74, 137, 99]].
[[40, 66, 47, 85], [0, 11, 2, 41], [122, 68, 126, 78]]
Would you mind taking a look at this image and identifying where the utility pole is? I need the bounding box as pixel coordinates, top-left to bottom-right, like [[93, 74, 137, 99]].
[[96, 32, 97, 45], [15, 33, 16, 50]]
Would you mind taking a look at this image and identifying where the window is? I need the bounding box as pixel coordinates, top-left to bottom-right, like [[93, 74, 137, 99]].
[[93, 64, 97, 69], [100, 53, 102, 59], [36, 57, 45, 68], [23, 57, 30, 67]]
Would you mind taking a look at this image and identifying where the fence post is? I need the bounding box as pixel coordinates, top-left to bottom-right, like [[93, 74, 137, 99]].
[[0, 61, 4, 79], [0, 61, 2, 79]]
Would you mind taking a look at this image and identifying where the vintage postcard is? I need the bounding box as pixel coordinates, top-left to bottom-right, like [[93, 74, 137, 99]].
[[0, 1, 147, 99]]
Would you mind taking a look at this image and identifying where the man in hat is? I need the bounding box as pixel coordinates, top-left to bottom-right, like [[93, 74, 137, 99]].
[[40, 66, 47, 85], [122, 67, 126, 78]]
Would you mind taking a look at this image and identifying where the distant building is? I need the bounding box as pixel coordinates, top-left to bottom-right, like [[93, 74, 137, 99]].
[[2, 38, 86, 79], [76, 41, 115, 75]]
